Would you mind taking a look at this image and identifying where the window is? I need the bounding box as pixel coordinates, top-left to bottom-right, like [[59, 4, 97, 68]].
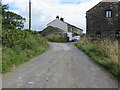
[[96, 31, 101, 37], [116, 31, 120, 37], [106, 10, 112, 18]]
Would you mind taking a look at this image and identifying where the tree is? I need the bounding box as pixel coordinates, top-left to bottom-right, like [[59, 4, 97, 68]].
[[1, 4, 9, 14], [2, 4, 26, 30]]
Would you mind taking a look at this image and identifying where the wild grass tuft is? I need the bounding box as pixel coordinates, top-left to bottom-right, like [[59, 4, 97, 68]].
[[75, 38, 119, 79], [46, 34, 68, 43]]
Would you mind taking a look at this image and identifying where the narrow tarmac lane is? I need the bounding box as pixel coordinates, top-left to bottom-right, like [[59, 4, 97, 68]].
[[2, 43, 118, 88]]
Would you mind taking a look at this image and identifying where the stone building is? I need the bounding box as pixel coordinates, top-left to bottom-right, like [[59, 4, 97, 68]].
[[47, 16, 83, 40], [86, 0, 120, 39]]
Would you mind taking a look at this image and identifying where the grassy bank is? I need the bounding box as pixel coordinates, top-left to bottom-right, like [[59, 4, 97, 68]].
[[46, 35, 68, 43], [0, 46, 1, 74], [2, 29, 49, 73], [75, 38, 119, 79]]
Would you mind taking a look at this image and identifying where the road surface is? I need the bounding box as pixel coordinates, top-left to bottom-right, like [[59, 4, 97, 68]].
[[2, 43, 118, 88]]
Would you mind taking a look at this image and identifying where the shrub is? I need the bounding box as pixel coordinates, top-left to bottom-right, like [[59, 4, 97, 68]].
[[46, 34, 68, 43], [2, 29, 49, 73]]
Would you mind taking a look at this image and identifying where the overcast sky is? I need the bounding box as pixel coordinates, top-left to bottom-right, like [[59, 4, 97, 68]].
[[2, 0, 119, 33]]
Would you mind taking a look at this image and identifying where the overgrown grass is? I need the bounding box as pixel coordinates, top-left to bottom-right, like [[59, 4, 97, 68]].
[[0, 46, 1, 74], [46, 34, 68, 43], [2, 29, 49, 73], [75, 38, 120, 79]]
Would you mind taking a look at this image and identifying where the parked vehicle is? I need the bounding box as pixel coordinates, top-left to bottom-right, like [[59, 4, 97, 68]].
[[71, 36, 80, 41]]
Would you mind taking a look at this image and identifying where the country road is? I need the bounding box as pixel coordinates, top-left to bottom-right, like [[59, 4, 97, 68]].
[[2, 42, 118, 88]]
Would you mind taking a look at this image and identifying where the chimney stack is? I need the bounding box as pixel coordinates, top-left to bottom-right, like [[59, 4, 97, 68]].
[[60, 17, 64, 22], [56, 15, 59, 19]]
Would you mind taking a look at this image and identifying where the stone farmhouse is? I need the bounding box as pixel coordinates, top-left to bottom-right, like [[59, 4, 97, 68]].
[[86, 0, 120, 39], [47, 16, 83, 40]]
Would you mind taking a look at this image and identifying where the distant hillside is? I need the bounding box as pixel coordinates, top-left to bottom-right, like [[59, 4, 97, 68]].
[[41, 26, 64, 36]]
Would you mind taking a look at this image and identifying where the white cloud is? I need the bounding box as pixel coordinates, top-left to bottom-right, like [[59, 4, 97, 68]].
[[2, 0, 15, 3], [2, 0, 110, 33]]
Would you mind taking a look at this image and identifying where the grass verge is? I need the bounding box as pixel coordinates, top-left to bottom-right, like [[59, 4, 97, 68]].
[[75, 38, 120, 79], [2, 29, 50, 73], [45, 34, 68, 43]]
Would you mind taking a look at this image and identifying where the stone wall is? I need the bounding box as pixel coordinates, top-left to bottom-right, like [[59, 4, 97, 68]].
[[118, 2, 120, 39], [86, 2, 119, 39], [68, 24, 83, 36]]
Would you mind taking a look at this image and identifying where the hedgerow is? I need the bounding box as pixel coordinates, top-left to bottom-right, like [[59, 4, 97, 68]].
[[2, 29, 49, 73]]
